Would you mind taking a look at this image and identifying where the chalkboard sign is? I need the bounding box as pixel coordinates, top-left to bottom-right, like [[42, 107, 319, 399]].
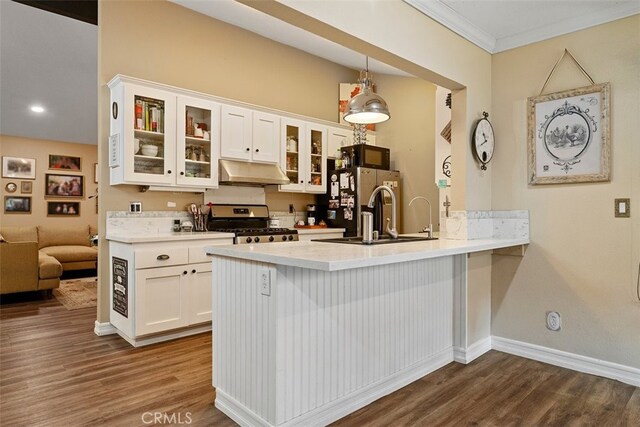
[[112, 257, 128, 318]]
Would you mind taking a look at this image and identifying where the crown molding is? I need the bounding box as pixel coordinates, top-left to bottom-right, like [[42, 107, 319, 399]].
[[494, 2, 640, 52], [404, 0, 496, 53], [405, 0, 640, 54]]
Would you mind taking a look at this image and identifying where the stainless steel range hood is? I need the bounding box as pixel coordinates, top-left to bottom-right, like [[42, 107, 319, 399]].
[[218, 159, 290, 186]]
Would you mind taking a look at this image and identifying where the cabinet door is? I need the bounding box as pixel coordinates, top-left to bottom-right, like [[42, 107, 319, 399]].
[[220, 105, 252, 161], [176, 96, 220, 188], [124, 84, 176, 185], [279, 118, 306, 192], [252, 112, 280, 163], [135, 265, 189, 336], [328, 126, 352, 158], [305, 124, 328, 193], [188, 262, 212, 325]]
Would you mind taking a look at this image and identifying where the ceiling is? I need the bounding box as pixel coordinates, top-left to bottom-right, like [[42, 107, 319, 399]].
[[0, 1, 97, 145], [1, 0, 637, 146]]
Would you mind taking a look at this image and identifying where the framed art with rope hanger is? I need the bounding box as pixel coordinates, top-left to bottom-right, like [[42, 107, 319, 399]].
[[527, 49, 610, 185]]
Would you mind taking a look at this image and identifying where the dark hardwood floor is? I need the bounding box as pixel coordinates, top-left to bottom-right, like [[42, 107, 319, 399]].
[[1, 296, 638, 426]]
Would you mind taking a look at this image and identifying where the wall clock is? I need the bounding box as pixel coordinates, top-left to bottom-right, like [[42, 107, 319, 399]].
[[473, 111, 495, 170], [5, 182, 17, 193]]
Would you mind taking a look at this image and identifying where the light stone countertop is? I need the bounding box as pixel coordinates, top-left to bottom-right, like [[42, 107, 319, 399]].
[[205, 236, 529, 272], [106, 231, 235, 244]]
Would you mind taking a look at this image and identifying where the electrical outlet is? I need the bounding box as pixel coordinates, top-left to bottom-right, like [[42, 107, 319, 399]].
[[546, 311, 561, 331], [129, 201, 142, 213], [260, 269, 271, 296], [289, 204, 294, 214]]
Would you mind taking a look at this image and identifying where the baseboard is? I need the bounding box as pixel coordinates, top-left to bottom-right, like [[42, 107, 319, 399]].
[[117, 324, 212, 347], [94, 321, 117, 336], [454, 336, 492, 364], [492, 336, 640, 387], [215, 347, 454, 427]]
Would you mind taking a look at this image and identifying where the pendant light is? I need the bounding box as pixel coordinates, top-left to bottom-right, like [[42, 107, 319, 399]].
[[343, 57, 390, 125]]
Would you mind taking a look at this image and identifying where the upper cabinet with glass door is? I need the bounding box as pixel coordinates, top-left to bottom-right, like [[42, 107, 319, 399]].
[[280, 118, 305, 192], [108, 76, 219, 189], [109, 82, 176, 185], [176, 96, 220, 188], [305, 124, 327, 193], [279, 119, 327, 193]]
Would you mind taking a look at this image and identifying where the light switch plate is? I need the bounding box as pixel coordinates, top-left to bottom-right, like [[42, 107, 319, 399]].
[[615, 198, 630, 218]]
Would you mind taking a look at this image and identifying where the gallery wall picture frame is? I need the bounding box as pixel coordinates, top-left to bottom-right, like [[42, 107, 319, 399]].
[[20, 181, 32, 194], [47, 201, 80, 216], [45, 173, 84, 198], [527, 82, 611, 185], [4, 196, 31, 214], [49, 154, 81, 171], [2, 156, 36, 179]]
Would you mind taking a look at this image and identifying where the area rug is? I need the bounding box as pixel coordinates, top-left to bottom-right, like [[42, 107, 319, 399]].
[[53, 277, 97, 310]]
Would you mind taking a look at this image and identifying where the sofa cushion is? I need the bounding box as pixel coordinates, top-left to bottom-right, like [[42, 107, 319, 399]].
[[38, 225, 90, 249], [0, 226, 38, 243], [41, 245, 97, 264], [38, 252, 63, 279]]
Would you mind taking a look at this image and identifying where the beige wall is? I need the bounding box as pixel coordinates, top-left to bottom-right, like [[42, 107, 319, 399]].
[[374, 75, 438, 233], [98, 0, 360, 321], [491, 16, 640, 368], [0, 135, 98, 229]]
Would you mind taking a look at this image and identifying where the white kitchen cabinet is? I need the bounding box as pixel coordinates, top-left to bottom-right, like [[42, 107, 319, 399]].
[[188, 262, 213, 325], [135, 264, 190, 336], [295, 229, 345, 242], [280, 119, 327, 193], [220, 106, 280, 164], [328, 126, 351, 159], [108, 237, 232, 347], [252, 111, 280, 163], [108, 76, 219, 189]]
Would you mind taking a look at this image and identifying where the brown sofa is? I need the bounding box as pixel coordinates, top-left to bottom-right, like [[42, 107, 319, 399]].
[[0, 225, 97, 296]]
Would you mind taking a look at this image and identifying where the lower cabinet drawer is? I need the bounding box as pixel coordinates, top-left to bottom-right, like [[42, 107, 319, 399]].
[[135, 247, 189, 269]]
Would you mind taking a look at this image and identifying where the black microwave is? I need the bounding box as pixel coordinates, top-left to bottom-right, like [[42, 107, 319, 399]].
[[340, 144, 390, 170]]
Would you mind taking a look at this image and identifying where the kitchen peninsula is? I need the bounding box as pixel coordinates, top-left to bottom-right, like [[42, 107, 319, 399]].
[[206, 224, 529, 427]]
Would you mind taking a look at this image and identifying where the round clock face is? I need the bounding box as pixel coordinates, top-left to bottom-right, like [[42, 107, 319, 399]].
[[474, 119, 495, 165], [5, 182, 17, 193]]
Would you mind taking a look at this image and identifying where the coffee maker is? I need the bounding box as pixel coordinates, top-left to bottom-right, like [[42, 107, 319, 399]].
[[306, 204, 317, 226]]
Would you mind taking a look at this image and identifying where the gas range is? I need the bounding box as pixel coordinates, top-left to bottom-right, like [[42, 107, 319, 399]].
[[207, 204, 298, 245]]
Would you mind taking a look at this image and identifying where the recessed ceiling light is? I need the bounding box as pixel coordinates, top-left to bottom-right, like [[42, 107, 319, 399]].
[[30, 105, 45, 113]]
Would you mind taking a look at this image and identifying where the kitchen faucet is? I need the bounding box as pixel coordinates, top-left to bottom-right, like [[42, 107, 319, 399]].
[[367, 185, 398, 239], [408, 196, 433, 238]]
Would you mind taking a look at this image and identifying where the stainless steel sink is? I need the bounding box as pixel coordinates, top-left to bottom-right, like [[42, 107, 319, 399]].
[[314, 235, 438, 245]]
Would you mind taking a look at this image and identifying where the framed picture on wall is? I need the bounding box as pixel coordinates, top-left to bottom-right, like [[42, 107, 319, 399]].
[[4, 196, 31, 214], [20, 181, 33, 194], [45, 174, 84, 198], [47, 201, 80, 216], [49, 154, 81, 171], [2, 156, 36, 179], [527, 83, 610, 184]]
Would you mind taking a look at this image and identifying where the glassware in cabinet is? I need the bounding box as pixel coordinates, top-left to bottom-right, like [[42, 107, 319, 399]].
[[176, 96, 220, 187], [280, 119, 305, 192]]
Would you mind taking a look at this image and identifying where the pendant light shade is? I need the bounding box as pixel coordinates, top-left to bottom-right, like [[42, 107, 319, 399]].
[[343, 58, 390, 125]]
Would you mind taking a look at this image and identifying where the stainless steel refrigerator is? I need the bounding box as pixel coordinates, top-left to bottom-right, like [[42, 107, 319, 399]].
[[322, 167, 401, 237]]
